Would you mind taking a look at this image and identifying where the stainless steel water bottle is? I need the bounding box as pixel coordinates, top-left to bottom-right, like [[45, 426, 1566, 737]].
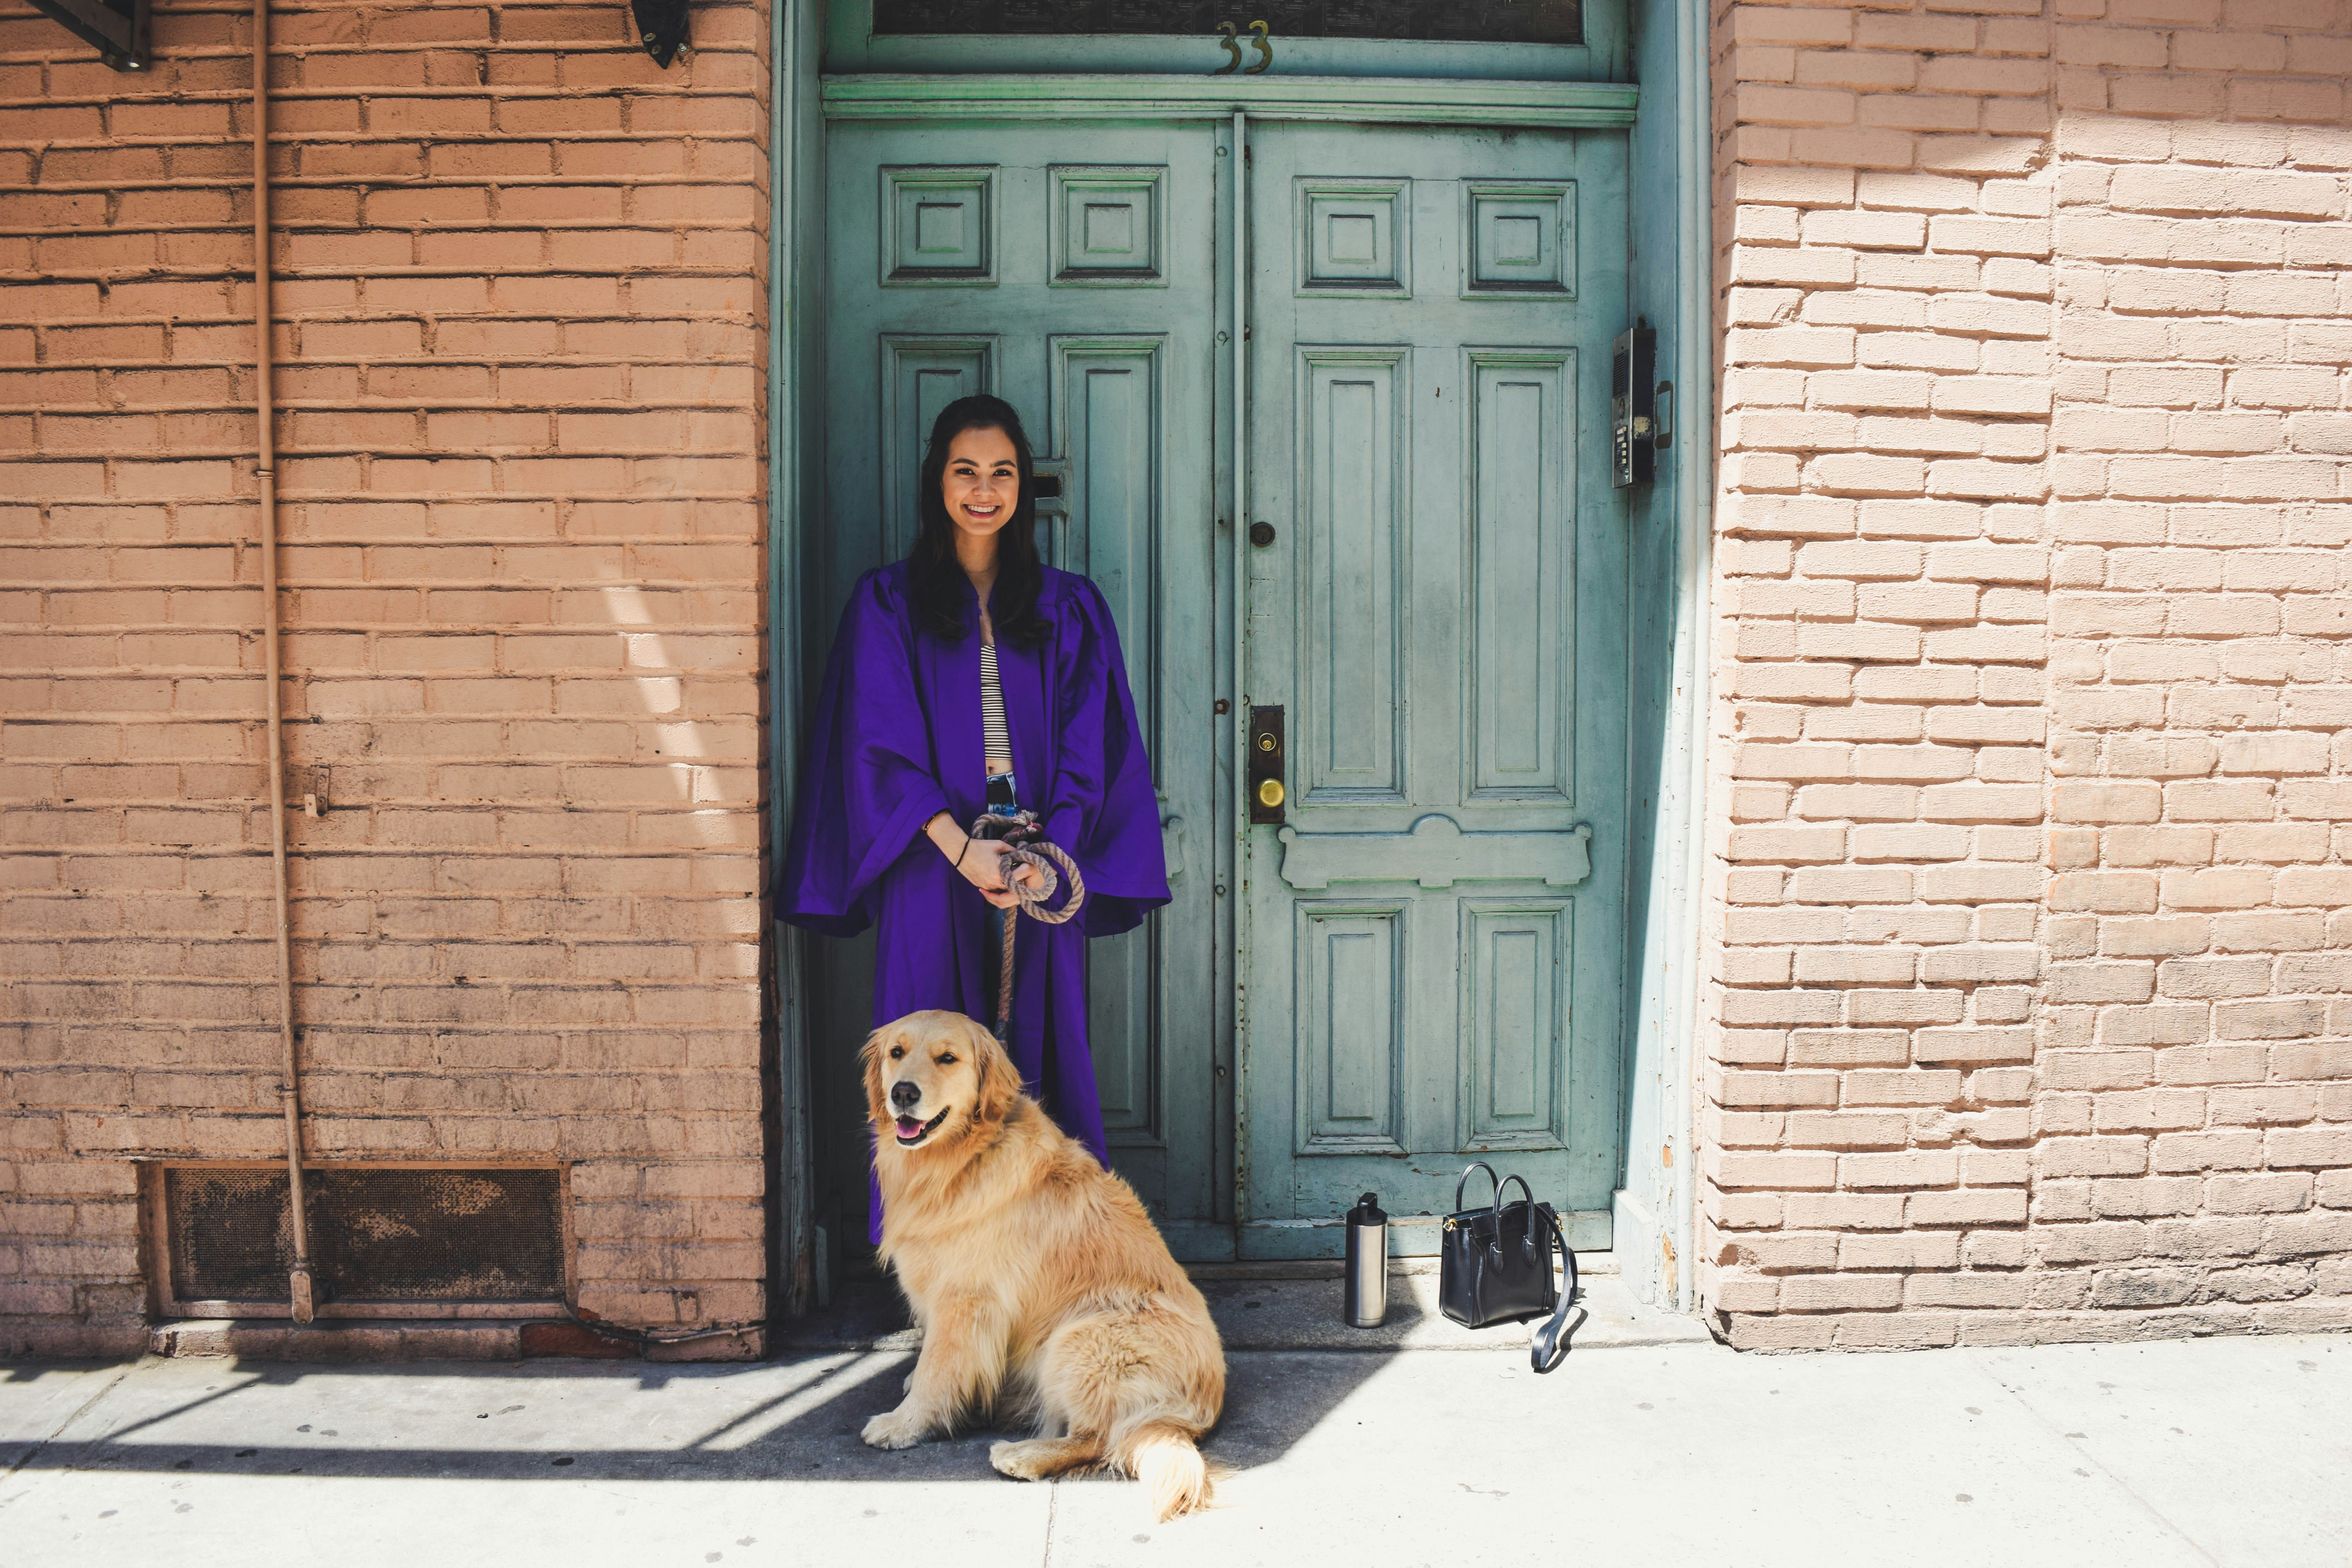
[[1343, 1192, 1387, 1328]]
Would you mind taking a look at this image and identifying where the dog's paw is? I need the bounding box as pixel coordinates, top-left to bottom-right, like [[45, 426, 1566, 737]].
[[861, 1408, 931, 1450], [989, 1439, 1048, 1481], [989, 1437, 1091, 1481]]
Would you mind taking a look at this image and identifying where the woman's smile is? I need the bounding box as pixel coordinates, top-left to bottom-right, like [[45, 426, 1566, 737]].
[[941, 425, 1021, 544]]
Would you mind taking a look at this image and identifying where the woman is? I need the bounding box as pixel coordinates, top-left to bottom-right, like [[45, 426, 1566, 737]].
[[777, 395, 1171, 1242]]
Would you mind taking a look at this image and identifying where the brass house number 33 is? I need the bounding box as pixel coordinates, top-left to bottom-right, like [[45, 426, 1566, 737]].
[[1212, 20, 1274, 74]]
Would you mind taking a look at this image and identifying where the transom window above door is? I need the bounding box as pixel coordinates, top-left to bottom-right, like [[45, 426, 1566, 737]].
[[823, 0, 1626, 81], [869, 0, 1583, 44]]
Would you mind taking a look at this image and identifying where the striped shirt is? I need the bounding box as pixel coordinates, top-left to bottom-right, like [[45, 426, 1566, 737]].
[[979, 641, 1012, 775]]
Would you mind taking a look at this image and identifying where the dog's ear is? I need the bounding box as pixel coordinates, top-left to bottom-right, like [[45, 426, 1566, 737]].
[[966, 1015, 1020, 1129], [860, 1027, 892, 1126]]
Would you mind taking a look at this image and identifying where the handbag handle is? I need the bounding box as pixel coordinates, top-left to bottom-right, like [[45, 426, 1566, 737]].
[[1453, 1161, 1500, 1214], [1489, 1173, 1535, 1256], [1529, 1202, 1581, 1376]]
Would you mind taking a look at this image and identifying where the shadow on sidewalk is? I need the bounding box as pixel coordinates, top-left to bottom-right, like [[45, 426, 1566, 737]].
[[2, 1338, 1404, 1486]]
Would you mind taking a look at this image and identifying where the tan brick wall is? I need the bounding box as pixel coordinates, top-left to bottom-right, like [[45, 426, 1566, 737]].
[[0, 0, 770, 1355], [1706, 0, 2352, 1347]]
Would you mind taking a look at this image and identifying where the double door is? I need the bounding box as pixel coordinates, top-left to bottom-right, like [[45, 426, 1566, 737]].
[[813, 109, 1626, 1260]]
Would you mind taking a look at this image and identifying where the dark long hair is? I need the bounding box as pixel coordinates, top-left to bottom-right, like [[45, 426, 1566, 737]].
[[907, 395, 1049, 647]]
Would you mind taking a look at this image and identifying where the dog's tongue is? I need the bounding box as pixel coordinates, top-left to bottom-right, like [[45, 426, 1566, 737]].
[[896, 1116, 924, 1138]]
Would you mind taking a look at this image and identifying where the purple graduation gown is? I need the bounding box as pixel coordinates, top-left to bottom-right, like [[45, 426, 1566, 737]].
[[775, 562, 1170, 1241]]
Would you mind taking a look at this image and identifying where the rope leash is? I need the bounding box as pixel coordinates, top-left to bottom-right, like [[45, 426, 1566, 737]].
[[967, 810, 1086, 1040]]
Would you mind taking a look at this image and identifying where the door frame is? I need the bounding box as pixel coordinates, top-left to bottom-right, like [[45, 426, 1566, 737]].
[[767, 5, 1712, 1313]]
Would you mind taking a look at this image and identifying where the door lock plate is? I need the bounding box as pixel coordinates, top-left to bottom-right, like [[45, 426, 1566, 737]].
[[1248, 706, 1285, 826]]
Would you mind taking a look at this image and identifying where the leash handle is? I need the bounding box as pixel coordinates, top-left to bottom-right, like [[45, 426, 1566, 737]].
[[969, 813, 1087, 1042]]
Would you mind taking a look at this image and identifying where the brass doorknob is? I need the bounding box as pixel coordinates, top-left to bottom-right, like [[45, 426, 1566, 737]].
[[1256, 779, 1285, 808]]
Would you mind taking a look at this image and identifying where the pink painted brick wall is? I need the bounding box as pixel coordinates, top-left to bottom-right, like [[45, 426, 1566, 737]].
[[0, 0, 771, 1356], [1705, 0, 2352, 1347]]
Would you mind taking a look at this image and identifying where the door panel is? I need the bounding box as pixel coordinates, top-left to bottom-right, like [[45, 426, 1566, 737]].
[[880, 164, 996, 283], [1299, 347, 1407, 802], [1297, 898, 1408, 1155], [1466, 348, 1574, 801], [817, 121, 1227, 1258], [1047, 333, 1164, 1145], [1240, 123, 1627, 1256], [1460, 898, 1570, 1150]]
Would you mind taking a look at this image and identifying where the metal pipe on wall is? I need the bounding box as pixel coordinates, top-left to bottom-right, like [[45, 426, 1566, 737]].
[[252, 0, 315, 1325]]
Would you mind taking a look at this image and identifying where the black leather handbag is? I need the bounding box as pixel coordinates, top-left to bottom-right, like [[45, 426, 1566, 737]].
[[1438, 1162, 1581, 1374]]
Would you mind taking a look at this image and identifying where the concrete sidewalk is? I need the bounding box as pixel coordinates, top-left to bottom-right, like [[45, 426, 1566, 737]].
[[4, 1327, 2348, 1568]]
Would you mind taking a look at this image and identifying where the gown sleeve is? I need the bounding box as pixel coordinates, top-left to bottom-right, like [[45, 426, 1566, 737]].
[[774, 570, 954, 937], [1042, 575, 1171, 939]]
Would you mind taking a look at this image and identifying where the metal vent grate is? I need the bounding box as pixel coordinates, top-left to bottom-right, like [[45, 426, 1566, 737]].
[[165, 1166, 565, 1306]]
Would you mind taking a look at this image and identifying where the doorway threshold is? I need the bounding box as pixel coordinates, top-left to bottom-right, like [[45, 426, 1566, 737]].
[[1187, 1253, 1617, 1281], [777, 1258, 1710, 1356]]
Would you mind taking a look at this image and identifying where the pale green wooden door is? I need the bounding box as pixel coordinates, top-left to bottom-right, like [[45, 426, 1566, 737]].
[[813, 111, 1631, 1266], [814, 120, 1229, 1257], [1238, 123, 1628, 1256]]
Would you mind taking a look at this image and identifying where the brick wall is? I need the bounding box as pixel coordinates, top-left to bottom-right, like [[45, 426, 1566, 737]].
[[1, 0, 771, 1355], [7, 0, 2344, 1360], [2040, 0, 2352, 1325], [1705, 0, 2352, 1348]]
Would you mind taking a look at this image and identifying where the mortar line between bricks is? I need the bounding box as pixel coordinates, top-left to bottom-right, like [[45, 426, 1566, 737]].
[[1967, 1348, 2220, 1568], [0, 1361, 135, 1496]]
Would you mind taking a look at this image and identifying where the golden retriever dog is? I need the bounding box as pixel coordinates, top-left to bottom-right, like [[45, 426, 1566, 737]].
[[859, 1009, 1225, 1519]]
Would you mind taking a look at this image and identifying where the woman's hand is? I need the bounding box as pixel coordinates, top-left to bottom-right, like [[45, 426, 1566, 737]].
[[924, 813, 1044, 910], [960, 839, 1045, 909]]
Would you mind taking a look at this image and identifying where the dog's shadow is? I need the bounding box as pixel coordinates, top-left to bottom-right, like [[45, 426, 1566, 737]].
[[753, 1279, 1411, 1486], [726, 1347, 1399, 1483], [753, 1276, 1584, 1480]]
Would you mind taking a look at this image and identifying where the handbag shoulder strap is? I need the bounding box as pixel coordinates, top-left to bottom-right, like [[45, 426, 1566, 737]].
[[1529, 1202, 1580, 1376]]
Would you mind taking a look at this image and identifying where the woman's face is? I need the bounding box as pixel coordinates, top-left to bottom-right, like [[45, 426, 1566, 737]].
[[940, 425, 1020, 553]]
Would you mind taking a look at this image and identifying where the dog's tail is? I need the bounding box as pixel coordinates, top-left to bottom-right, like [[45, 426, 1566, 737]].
[[1121, 1419, 1212, 1520]]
